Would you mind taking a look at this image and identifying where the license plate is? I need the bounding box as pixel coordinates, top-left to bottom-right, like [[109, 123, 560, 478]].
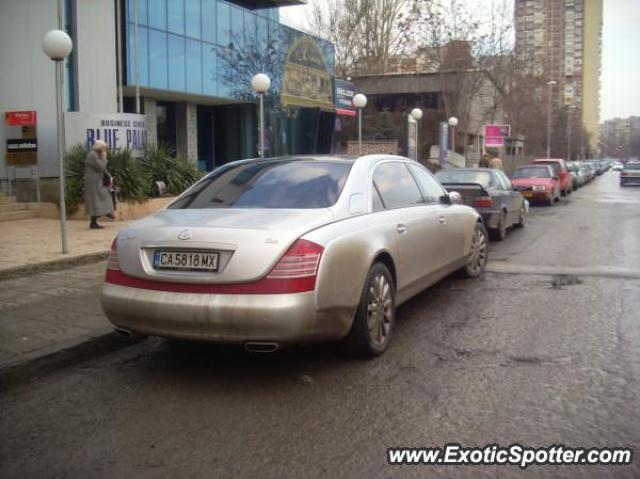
[[522, 192, 533, 197], [153, 251, 219, 272]]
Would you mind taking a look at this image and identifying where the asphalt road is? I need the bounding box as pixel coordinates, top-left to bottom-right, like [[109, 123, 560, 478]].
[[1, 171, 639, 479]]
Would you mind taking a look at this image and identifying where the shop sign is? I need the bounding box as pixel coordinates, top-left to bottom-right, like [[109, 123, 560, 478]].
[[6, 138, 38, 165]]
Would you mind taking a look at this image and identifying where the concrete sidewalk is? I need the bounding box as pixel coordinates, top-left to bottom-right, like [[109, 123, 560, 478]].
[[0, 218, 127, 277], [0, 219, 137, 387]]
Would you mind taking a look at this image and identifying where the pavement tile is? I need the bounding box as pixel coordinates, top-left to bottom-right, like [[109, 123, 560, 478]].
[[0, 218, 126, 273]]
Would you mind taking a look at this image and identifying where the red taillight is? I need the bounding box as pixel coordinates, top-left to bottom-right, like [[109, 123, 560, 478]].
[[473, 196, 494, 208], [267, 239, 323, 279], [621, 172, 628, 176], [107, 237, 120, 271], [104, 238, 324, 294]]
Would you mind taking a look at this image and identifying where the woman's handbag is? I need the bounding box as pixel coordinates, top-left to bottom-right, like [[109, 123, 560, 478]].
[[102, 172, 112, 187]]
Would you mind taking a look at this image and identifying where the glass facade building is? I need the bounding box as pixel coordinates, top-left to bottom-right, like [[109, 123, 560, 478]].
[[123, 0, 337, 169]]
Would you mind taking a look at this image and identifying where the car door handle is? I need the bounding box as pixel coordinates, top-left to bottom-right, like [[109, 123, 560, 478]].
[[397, 224, 408, 234], [439, 215, 447, 224]]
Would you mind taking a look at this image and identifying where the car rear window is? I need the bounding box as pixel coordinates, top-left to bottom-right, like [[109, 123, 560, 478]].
[[435, 170, 492, 188], [624, 163, 640, 170], [168, 160, 353, 209], [536, 162, 560, 173], [512, 167, 551, 179]]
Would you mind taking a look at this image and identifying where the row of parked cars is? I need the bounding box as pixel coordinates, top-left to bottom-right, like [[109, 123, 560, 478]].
[[435, 157, 615, 242]]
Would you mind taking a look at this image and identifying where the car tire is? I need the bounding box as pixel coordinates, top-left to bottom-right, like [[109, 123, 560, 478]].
[[459, 223, 489, 278], [514, 206, 526, 228], [342, 263, 395, 358], [547, 195, 554, 207], [490, 212, 507, 241]]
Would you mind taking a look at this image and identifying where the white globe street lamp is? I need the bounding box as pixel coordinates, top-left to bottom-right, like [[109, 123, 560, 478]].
[[251, 73, 271, 159], [43, 29, 73, 254], [448, 116, 459, 153], [352, 94, 367, 155], [410, 108, 423, 161]]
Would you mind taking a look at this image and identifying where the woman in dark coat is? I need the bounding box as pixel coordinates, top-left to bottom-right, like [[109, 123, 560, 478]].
[[84, 140, 114, 229]]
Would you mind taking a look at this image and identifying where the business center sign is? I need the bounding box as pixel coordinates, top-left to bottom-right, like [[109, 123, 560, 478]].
[[65, 112, 148, 156]]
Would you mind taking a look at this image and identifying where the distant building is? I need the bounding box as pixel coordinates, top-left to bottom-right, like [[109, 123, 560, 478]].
[[515, 0, 602, 154], [599, 116, 640, 159], [351, 69, 505, 164]]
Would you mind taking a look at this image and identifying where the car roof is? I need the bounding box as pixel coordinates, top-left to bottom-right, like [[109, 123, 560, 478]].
[[515, 164, 553, 169], [436, 168, 493, 173]]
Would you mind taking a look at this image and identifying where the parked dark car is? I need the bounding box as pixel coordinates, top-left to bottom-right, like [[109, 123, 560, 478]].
[[620, 161, 640, 186], [436, 168, 526, 241]]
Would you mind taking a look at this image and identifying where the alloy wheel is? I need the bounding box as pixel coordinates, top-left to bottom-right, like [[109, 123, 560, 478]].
[[367, 273, 393, 346], [468, 226, 488, 275]]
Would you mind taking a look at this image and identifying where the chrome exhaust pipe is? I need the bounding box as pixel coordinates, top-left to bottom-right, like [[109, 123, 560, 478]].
[[244, 342, 280, 353], [113, 327, 134, 338]]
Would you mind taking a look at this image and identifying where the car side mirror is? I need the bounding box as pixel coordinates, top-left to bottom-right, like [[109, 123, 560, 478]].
[[447, 191, 463, 205]]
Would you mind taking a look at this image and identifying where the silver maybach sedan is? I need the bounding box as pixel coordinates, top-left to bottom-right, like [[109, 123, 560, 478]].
[[101, 155, 488, 357]]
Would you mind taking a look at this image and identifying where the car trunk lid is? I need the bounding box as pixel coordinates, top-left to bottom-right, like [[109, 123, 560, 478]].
[[116, 208, 335, 284]]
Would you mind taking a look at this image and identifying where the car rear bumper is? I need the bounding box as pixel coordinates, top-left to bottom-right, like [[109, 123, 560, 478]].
[[518, 191, 552, 202], [479, 210, 502, 229], [620, 177, 640, 185], [101, 283, 354, 345]]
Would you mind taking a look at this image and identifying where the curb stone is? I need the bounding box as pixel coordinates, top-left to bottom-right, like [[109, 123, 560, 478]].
[[0, 331, 145, 391], [0, 251, 109, 282]]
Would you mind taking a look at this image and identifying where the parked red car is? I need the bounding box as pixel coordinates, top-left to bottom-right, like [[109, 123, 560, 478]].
[[511, 165, 560, 206], [533, 158, 572, 196]]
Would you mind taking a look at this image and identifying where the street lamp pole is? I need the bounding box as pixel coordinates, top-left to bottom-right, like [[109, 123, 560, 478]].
[[410, 108, 423, 161], [42, 30, 73, 254], [352, 94, 368, 155], [546, 80, 557, 157], [251, 73, 271, 159], [567, 105, 574, 162], [448, 116, 458, 154]]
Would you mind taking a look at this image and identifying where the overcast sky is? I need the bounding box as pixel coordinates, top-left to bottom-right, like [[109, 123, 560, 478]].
[[280, 0, 640, 122]]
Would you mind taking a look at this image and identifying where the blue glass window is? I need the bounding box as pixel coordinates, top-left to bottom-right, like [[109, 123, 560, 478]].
[[202, 42, 218, 96], [186, 39, 203, 94], [256, 14, 267, 50], [149, 29, 168, 89], [185, 0, 201, 39], [230, 6, 244, 50], [244, 12, 256, 49], [127, 24, 149, 86], [128, 0, 148, 25], [217, 1, 231, 47], [168, 0, 184, 34], [148, 0, 166, 29], [202, 0, 216, 43], [168, 34, 186, 91]]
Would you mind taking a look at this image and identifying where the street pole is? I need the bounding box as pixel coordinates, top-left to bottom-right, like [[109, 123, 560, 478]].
[[43, 28, 73, 254], [567, 107, 573, 162], [451, 126, 456, 153], [134, 0, 140, 114], [116, 0, 124, 113], [259, 93, 265, 159], [546, 80, 556, 158], [358, 108, 362, 155], [251, 74, 271, 159], [55, 59, 68, 253]]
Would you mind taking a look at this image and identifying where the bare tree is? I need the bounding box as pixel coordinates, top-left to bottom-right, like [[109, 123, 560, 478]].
[[415, 0, 514, 152], [308, 0, 420, 76]]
